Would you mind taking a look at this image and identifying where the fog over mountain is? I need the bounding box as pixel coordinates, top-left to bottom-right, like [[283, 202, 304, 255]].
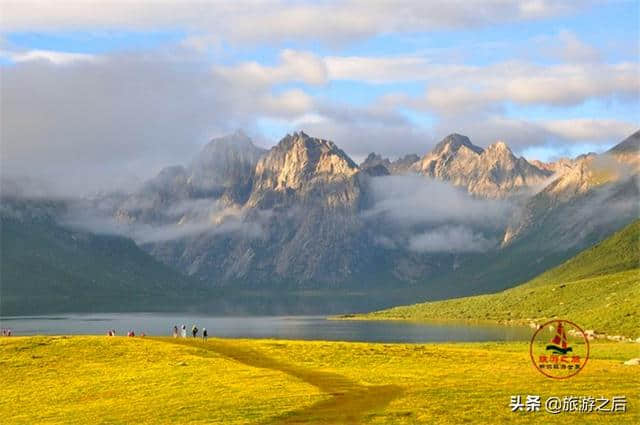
[[12, 129, 629, 292]]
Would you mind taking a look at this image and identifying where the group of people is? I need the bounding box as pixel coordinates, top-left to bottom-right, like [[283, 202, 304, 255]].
[[172, 324, 207, 340], [106, 329, 145, 337], [1, 328, 12, 336], [102, 324, 208, 339]]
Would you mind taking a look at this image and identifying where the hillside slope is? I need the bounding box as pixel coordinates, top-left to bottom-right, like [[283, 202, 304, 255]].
[[0, 199, 203, 315], [358, 220, 640, 338]]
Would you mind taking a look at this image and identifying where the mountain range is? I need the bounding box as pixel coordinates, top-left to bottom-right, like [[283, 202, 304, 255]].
[[1, 129, 638, 312], [103, 129, 639, 287]]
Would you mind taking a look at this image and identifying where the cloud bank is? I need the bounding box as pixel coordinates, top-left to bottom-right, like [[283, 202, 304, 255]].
[[362, 175, 511, 253], [1, 1, 586, 43]]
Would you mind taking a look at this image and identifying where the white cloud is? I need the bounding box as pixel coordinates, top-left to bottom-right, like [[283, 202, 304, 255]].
[[325, 55, 434, 83], [362, 175, 509, 253], [214, 49, 327, 87], [324, 56, 638, 106], [539, 119, 638, 142], [363, 175, 511, 227], [1, 49, 98, 64], [261, 89, 316, 117], [555, 30, 601, 63], [0, 1, 590, 43], [408, 225, 495, 253], [62, 200, 270, 243], [0, 50, 276, 197]]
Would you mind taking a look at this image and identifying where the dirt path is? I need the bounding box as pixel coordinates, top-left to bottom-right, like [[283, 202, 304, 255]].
[[153, 338, 402, 424]]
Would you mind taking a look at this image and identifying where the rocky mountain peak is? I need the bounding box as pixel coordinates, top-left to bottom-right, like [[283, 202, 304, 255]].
[[413, 134, 550, 198], [281, 131, 358, 179], [485, 141, 512, 155], [248, 132, 361, 208], [187, 131, 266, 202], [360, 152, 391, 176], [434, 133, 484, 155], [201, 129, 251, 151], [363, 152, 384, 163], [360, 152, 420, 176], [607, 130, 640, 172], [608, 130, 639, 155]]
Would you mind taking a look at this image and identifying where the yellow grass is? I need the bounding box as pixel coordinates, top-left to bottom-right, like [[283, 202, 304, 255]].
[[1, 336, 638, 424]]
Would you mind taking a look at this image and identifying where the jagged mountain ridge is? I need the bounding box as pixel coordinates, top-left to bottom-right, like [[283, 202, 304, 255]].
[[247, 131, 361, 209], [503, 132, 640, 247], [412, 133, 552, 198], [144, 131, 455, 287], [88, 129, 639, 290], [359, 153, 420, 176]]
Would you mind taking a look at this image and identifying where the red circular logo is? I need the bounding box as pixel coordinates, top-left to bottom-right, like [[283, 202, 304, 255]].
[[529, 319, 589, 379]]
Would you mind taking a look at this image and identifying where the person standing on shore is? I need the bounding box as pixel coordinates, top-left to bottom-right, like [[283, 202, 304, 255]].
[[172, 326, 178, 338], [202, 328, 207, 341], [192, 325, 198, 338], [181, 325, 186, 338]]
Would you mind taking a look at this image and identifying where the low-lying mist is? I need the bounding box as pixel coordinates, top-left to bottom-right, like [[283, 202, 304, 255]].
[[361, 175, 514, 253]]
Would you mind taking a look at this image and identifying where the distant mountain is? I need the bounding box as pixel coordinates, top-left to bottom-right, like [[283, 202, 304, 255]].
[[429, 133, 640, 295], [247, 131, 361, 209], [189, 130, 267, 203], [359, 153, 419, 176], [360, 153, 391, 176], [94, 130, 638, 293], [389, 154, 420, 174], [412, 133, 552, 198], [529, 157, 585, 175], [359, 220, 640, 339], [111, 130, 266, 226], [143, 131, 474, 288], [503, 135, 640, 247], [608, 129, 639, 154], [7, 128, 636, 305], [0, 197, 202, 315], [147, 132, 408, 287], [607, 129, 640, 170]]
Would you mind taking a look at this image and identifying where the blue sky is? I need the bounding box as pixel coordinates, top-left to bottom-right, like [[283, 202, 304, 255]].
[[1, 0, 638, 194]]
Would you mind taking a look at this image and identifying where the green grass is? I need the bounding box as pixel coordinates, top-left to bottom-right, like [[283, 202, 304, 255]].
[[353, 220, 640, 338], [1, 336, 639, 424], [525, 219, 639, 286]]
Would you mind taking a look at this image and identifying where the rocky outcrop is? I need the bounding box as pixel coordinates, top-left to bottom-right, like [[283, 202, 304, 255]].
[[412, 134, 551, 198], [247, 131, 361, 209], [360, 153, 391, 176], [388, 154, 420, 174], [360, 153, 419, 176], [530, 157, 583, 176], [148, 132, 377, 287], [143, 131, 462, 288]]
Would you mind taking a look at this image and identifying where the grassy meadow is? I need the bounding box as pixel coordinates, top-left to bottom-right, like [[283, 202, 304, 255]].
[[1, 336, 638, 424]]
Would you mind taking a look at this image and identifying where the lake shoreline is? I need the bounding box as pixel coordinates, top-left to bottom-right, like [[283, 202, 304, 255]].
[[0, 313, 534, 343]]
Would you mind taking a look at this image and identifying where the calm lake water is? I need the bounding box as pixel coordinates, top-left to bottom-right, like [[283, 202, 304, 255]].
[[0, 314, 533, 343]]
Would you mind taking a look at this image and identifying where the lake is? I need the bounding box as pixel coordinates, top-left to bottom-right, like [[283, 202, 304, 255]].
[[0, 314, 533, 343]]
